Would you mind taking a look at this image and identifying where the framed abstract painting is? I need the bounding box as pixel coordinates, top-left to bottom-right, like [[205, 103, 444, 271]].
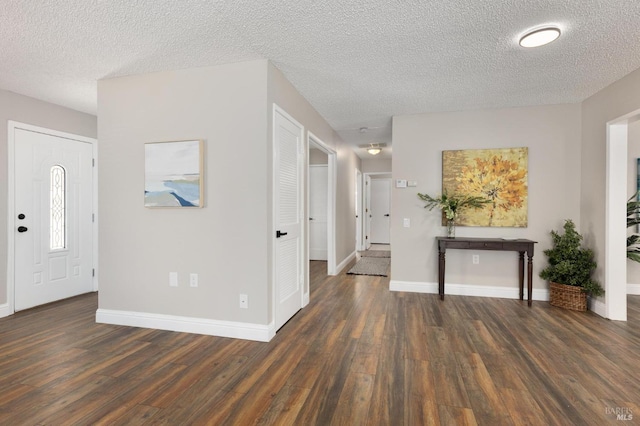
[[144, 140, 204, 208], [442, 147, 528, 227]]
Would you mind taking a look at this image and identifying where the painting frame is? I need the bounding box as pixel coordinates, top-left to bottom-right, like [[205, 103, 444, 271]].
[[442, 147, 528, 228], [144, 139, 204, 208]]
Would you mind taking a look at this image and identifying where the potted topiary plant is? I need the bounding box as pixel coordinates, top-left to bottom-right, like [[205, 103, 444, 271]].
[[539, 219, 604, 311]]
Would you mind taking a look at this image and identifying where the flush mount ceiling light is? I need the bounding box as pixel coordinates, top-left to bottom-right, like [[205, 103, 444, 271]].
[[519, 26, 561, 48], [358, 142, 387, 156]]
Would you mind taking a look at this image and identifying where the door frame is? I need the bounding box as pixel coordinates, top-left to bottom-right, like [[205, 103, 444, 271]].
[[5, 121, 98, 317], [307, 132, 337, 276], [271, 104, 306, 329], [355, 169, 364, 251]]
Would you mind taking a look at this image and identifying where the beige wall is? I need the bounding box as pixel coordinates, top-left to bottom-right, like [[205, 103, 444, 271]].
[[98, 61, 270, 324], [361, 158, 392, 173], [97, 60, 360, 331], [581, 67, 640, 296], [267, 62, 361, 276], [391, 104, 582, 291], [309, 147, 328, 165], [0, 90, 96, 307]]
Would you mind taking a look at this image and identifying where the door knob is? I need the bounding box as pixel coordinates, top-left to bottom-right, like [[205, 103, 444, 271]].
[[276, 230, 288, 238], [384, 214, 390, 217], [18, 226, 28, 233]]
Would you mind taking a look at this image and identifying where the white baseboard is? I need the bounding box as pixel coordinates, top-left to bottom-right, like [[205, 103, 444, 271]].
[[309, 249, 328, 261], [96, 309, 275, 342], [336, 250, 357, 274], [0, 303, 12, 319], [628, 284, 640, 295], [590, 297, 607, 318], [389, 280, 549, 301]]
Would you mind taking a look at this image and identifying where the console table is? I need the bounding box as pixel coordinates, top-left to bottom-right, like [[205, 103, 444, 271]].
[[436, 237, 537, 306]]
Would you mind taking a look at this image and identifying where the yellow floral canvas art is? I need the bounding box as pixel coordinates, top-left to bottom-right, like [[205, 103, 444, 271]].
[[442, 147, 528, 227]]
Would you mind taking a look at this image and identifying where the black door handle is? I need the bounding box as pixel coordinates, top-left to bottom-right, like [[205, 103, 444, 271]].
[[309, 217, 314, 220], [384, 214, 390, 217], [276, 230, 288, 238], [18, 226, 28, 233]]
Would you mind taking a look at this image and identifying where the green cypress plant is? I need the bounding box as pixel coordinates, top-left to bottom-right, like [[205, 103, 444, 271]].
[[539, 219, 604, 297]]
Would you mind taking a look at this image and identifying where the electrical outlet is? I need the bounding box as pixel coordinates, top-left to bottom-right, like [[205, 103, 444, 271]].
[[239, 294, 248, 309], [190, 273, 198, 287], [403, 218, 410, 228], [472, 255, 480, 265], [169, 272, 178, 287]]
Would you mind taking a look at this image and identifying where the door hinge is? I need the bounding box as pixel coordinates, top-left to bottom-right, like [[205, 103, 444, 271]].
[[366, 236, 368, 240], [92, 158, 95, 167], [92, 268, 95, 277], [92, 213, 95, 223]]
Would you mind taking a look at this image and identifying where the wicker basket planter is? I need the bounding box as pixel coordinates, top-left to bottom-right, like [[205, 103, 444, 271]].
[[549, 281, 587, 311]]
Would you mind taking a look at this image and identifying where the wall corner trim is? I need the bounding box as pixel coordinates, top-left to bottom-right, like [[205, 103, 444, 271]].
[[389, 280, 550, 301], [336, 251, 357, 274], [96, 309, 275, 342]]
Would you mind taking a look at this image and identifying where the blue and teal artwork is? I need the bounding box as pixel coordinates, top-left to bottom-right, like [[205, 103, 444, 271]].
[[145, 140, 203, 208]]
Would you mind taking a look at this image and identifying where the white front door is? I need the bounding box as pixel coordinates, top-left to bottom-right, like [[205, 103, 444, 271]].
[[274, 107, 304, 331], [14, 126, 94, 311], [370, 178, 391, 244], [309, 165, 328, 260]]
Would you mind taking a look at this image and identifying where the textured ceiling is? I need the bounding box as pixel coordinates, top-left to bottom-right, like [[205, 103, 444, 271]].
[[2, 1, 640, 159]]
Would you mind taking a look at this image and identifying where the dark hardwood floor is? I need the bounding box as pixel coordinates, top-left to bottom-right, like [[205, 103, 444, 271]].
[[1, 260, 639, 425]]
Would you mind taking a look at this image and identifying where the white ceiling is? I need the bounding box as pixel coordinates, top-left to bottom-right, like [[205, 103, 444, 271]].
[[2, 1, 640, 159]]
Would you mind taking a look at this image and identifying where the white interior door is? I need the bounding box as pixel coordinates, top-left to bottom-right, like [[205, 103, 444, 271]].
[[364, 174, 372, 250], [14, 127, 94, 311], [370, 178, 391, 244], [309, 165, 328, 260], [274, 107, 304, 331]]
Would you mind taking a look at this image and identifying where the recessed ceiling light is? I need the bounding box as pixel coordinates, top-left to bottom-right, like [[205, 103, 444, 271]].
[[519, 26, 561, 48]]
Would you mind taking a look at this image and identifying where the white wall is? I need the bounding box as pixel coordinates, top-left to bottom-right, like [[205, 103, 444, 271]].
[[391, 104, 582, 296], [0, 90, 96, 308], [97, 61, 270, 327]]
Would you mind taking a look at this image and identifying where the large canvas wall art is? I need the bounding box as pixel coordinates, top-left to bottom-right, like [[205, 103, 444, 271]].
[[442, 147, 528, 227], [144, 140, 204, 208]]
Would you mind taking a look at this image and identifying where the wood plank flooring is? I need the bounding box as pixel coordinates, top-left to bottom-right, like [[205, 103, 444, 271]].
[[1, 260, 639, 425]]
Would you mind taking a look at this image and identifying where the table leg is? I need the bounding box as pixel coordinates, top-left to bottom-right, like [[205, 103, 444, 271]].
[[438, 250, 445, 300], [527, 253, 534, 306], [518, 252, 524, 301]]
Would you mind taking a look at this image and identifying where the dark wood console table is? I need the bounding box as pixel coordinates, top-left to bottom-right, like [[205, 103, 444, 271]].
[[436, 237, 537, 306]]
